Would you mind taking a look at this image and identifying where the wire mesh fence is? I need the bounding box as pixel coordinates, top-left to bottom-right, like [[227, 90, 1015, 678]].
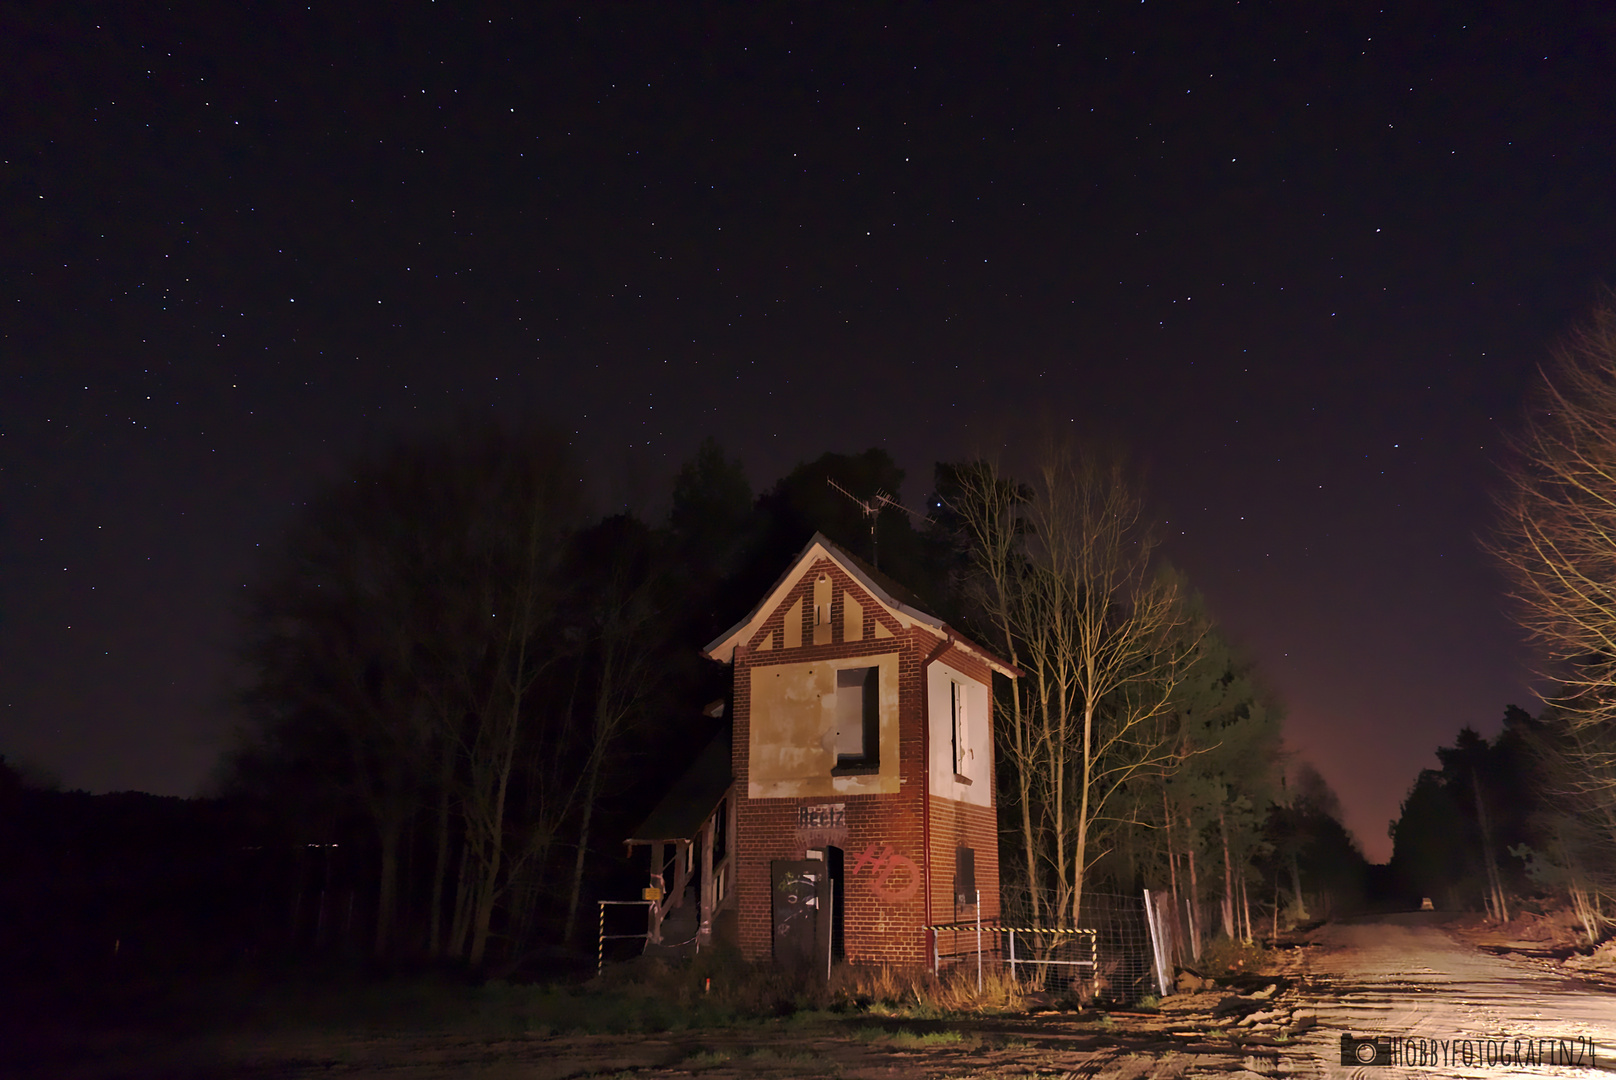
[[928, 890, 1164, 1003]]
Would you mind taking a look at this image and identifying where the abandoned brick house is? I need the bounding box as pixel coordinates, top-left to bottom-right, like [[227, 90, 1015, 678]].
[[626, 533, 1015, 969]]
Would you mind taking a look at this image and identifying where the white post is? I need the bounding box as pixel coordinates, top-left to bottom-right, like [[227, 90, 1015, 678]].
[[1143, 889, 1171, 998], [1009, 929, 1016, 984], [975, 889, 982, 995]]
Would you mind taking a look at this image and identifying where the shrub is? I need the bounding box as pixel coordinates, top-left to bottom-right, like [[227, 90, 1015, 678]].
[[1196, 936, 1274, 976]]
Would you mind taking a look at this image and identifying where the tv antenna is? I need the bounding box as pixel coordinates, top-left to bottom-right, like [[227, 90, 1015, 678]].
[[826, 478, 932, 570]]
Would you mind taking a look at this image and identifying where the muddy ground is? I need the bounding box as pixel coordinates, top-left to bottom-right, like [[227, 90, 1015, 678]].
[[14, 914, 1616, 1079]]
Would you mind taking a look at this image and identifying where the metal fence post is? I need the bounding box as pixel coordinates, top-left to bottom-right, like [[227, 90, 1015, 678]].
[[1008, 928, 1016, 984], [975, 890, 982, 994]]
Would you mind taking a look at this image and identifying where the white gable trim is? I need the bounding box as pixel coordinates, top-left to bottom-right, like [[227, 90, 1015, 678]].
[[702, 536, 916, 661]]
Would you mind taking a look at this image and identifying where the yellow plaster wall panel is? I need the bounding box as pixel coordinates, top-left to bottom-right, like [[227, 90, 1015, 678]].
[[755, 631, 774, 652], [782, 597, 803, 650], [873, 621, 893, 639], [746, 654, 901, 799], [843, 593, 864, 642]]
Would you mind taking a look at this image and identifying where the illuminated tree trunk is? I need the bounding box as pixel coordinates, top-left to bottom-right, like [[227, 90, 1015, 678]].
[[1186, 820, 1203, 961], [1219, 804, 1235, 940]]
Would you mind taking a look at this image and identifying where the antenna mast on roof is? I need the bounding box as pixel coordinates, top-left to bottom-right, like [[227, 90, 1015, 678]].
[[826, 478, 932, 571]]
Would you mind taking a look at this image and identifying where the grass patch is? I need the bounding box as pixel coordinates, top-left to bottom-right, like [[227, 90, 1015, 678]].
[[584, 948, 1023, 1027], [828, 961, 1025, 1017], [745, 1046, 819, 1063], [683, 1048, 732, 1068], [160, 942, 1028, 1044], [890, 1030, 967, 1048]]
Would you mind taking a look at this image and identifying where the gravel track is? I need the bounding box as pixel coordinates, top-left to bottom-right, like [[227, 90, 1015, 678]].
[[1275, 913, 1615, 1079]]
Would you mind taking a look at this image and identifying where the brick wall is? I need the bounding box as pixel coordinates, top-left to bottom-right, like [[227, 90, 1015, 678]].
[[729, 558, 1003, 969], [927, 796, 1002, 965]]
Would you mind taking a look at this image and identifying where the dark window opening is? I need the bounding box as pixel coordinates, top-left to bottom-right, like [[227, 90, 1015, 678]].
[[833, 666, 879, 772], [955, 847, 977, 911]]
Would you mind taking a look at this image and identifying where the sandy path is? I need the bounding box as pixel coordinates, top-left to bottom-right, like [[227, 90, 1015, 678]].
[[1277, 913, 1614, 1079]]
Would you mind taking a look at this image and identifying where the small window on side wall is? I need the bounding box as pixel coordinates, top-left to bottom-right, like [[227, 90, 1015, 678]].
[[833, 666, 879, 772], [950, 679, 970, 777]]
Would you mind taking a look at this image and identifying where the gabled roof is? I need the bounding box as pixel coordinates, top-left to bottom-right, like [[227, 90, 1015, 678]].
[[626, 731, 732, 845], [702, 532, 1017, 678]]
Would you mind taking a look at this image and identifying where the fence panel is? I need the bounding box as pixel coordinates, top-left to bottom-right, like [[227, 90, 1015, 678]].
[[928, 891, 1160, 1003]]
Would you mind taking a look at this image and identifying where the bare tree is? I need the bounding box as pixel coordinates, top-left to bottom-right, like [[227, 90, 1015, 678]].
[[245, 458, 448, 956], [240, 424, 582, 964], [944, 461, 1044, 923], [1492, 296, 1616, 913], [1031, 448, 1200, 925], [948, 445, 1200, 926], [558, 515, 666, 942]]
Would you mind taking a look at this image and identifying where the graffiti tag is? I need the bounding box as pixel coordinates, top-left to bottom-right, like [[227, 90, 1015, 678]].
[[851, 842, 920, 903]]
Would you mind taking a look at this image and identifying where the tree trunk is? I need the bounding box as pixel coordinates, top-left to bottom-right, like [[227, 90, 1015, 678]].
[[1164, 791, 1181, 966], [1185, 820, 1202, 962], [563, 749, 604, 942], [1288, 850, 1308, 922], [429, 764, 454, 956], [289, 844, 307, 945], [1071, 697, 1095, 929], [468, 690, 524, 967], [375, 820, 400, 958], [1011, 673, 1040, 926], [1218, 804, 1235, 940], [448, 832, 475, 959], [1240, 871, 1253, 943], [1471, 769, 1508, 923]]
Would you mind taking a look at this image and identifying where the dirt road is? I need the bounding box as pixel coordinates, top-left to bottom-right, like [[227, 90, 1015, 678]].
[[1278, 913, 1614, 1079]]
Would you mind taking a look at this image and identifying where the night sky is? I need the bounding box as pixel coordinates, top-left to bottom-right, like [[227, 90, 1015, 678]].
[[7, 3, 1615, 861]]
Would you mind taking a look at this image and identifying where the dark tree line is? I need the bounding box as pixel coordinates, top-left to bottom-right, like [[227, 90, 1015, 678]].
[[1390, 706, 1614, 940], [1467, 295, 1616, 941], [219, 429, 966, 969], [0, 425, 1370, 978]]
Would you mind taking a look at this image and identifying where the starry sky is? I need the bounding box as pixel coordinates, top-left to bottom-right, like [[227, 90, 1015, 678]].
[[6, 2, 1615, 861]]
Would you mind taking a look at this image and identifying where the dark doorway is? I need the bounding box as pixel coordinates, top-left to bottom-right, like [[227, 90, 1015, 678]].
[[824, 845, 845, 960]]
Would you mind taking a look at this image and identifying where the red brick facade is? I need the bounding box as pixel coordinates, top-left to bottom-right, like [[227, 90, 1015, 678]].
[[716, 547, 1007, 969]]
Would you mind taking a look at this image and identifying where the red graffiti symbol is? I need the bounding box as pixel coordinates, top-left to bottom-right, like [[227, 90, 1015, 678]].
[[851, 842, 920, 903]]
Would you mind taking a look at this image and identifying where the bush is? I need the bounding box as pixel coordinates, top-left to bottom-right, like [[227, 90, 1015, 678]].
[[1196, 937, 1274, 977]]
